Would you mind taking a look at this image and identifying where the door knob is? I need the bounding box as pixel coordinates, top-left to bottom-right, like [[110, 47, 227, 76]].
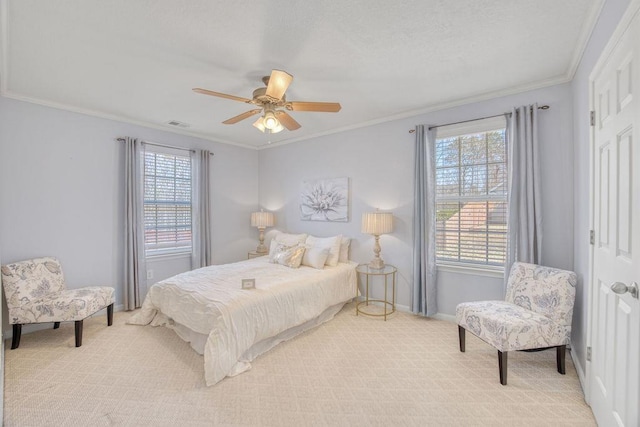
[[610, 281, 639, 299]]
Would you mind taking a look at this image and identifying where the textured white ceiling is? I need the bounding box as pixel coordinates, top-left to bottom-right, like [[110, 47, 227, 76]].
[[0, 0, 603, 148]]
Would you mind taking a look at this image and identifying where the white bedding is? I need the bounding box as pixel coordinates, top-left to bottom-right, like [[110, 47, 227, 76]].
[[127, 256, 357, 386]]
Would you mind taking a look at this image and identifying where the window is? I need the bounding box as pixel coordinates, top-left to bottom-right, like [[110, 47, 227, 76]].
[[143, 148, 192, 256], [435, 118, 507, 267]]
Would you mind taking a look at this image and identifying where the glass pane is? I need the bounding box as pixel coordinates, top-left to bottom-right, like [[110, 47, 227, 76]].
[[460, 133, 486, 166], [175, 157, 191, 179], [155, 154, 175, 177], [460, 165, 487, 196], [144, 153, 156, 173], [487, 130, 506, 163], [175, 179, 191, 201], [436, 167, 459, 197], [436, 202, 460, 261], [436, 137, 459, 168], [487, 163, 506, 194]]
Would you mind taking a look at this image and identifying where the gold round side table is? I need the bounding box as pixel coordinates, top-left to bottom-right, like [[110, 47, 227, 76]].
[[356, 264, 397, 321]]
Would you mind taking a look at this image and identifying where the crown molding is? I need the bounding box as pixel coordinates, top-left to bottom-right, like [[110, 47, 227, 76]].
[[257, 74, 571, 150], [0, 91, 258, 150]]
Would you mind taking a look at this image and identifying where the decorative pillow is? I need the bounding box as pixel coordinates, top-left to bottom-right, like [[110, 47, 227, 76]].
[[338, 237, 351, 263], [269, 243, 306, 268], [274, 231, 308, 246], [305, 235, 342, 267], [302, 246, 331, 269], [268, 239, 281, 257]]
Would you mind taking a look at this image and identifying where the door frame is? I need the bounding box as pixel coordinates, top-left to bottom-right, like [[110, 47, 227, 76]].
[[586, 0, 640, 406]]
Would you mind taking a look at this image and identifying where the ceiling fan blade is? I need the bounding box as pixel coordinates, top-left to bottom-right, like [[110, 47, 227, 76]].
[[265, 69, 293, 100], [286, 101, 341, 112], [276, 111, 301, 130], [193, 88, 252, 103], [222, 109, 262, 124]]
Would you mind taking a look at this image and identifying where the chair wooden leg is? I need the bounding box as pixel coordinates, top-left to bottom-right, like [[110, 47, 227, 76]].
[[498, 351, 508, 385], [11, 324, 22, 349], [53, 322, 60, 329], [556, 345, 566, 375], [458, 325, 466, 352], [107, 303, 114, 326], [75, 320, 83, 347]]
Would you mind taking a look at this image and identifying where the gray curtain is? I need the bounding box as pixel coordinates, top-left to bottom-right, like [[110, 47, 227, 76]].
[[192, 149, 213, 269], [124, 137, 146, 310], [412, 125, 438, 316], [505, 104, 542, 288]]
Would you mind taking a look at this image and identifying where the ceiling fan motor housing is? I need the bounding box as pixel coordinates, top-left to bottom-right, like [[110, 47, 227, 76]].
[[252, 87, 285, 106]]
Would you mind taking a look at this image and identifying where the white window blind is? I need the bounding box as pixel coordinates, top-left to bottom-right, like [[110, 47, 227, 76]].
[[143, 149, 192, 256], [435, 119, 507, 267]]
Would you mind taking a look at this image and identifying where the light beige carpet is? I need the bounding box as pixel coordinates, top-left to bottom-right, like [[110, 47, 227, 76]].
[[4, 303, 596, 426]]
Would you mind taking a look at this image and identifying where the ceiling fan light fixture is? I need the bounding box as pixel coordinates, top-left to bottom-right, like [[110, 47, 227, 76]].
[[253, 117, 284, 134], [263, 111, 279, 130]]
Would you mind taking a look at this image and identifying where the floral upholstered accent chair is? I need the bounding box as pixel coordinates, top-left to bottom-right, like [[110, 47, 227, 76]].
[[456, 262, 577, 385], [1, 256, 115, 349]]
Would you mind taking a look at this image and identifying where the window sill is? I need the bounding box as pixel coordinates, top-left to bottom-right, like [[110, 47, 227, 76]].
[[437, 262, 504, 278]]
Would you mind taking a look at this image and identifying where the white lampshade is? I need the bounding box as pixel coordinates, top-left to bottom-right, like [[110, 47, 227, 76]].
[[361, 212, 393, 235], [253, 117, 284, 134], [251, 211, 275, 228]]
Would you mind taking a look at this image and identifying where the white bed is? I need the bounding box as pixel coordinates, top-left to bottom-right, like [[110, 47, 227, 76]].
[[128, 256, 357, 386]]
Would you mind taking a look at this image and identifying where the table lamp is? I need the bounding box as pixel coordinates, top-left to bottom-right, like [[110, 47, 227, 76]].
[[361, 210, 393, 269], [251, 210, 275, 254]]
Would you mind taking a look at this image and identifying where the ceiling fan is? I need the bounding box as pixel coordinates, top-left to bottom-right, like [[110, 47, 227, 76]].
[[193, 69, 341, 134]]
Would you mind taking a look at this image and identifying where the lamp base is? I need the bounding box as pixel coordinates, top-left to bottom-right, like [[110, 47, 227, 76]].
[[368, 257, 385, 269], [256, 227, 268, 254]]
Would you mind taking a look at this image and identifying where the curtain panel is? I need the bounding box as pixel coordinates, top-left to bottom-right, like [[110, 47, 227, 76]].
[[123, 137, 147, 310], [412, 125, 438, 316], [192, 149, 213, 269], [505, 104, 542, 288]]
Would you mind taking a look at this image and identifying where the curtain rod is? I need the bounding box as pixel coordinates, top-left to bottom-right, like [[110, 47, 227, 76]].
[[408, 105, 550, 133], [116, 138, 214, 155]]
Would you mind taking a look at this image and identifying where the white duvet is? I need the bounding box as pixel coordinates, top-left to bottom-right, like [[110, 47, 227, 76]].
[[127, 256, 357, 386]]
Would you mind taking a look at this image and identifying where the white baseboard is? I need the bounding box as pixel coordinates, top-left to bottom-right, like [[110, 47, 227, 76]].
[[571, 345, 587, 396], [353, 297, 456, 322], [3, 303, 125, 340], [432, 312, 456, 323]]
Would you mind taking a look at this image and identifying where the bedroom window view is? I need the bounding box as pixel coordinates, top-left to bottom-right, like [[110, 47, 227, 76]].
[[435, 127, 507, 267], [143, 150, 192, 256]]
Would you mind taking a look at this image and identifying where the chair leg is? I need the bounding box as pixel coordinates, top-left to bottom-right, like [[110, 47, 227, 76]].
[[458, 325, 466, 352], [556, 345, 566, 375], [498, 351, 508, 385], [11, 324, 22, 349], [107, 303, 114, 326], [53, 322, 60, 329], [75, 320, 83, 347]]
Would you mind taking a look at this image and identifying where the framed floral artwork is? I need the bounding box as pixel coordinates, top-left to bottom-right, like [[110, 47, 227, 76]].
[[299, 177, 349, 222]]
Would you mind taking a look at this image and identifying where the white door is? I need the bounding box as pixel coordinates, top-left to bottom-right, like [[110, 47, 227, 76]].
[[589, 2, 640, 426]]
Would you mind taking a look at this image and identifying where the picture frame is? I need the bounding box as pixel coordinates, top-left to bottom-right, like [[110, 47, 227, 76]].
[[299, 177, 349, 222], [242, 278, 256, 290]]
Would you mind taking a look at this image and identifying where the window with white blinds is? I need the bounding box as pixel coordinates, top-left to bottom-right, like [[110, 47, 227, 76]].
[[435, 118, 507, 267], [143, 149, 192, 256]]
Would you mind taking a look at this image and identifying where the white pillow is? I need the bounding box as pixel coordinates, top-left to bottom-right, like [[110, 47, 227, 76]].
[[274, 231, 308, 246], [302, 246, 330, 269], [268, 239, 280, 257], [305, 235, 342, 267], [339, 237, 351, 263]]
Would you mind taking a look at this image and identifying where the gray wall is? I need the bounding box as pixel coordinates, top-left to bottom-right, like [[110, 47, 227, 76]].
[[570, 0, 630, 379], [259, 82, 575, 313], [0, 97, 259, 331]]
